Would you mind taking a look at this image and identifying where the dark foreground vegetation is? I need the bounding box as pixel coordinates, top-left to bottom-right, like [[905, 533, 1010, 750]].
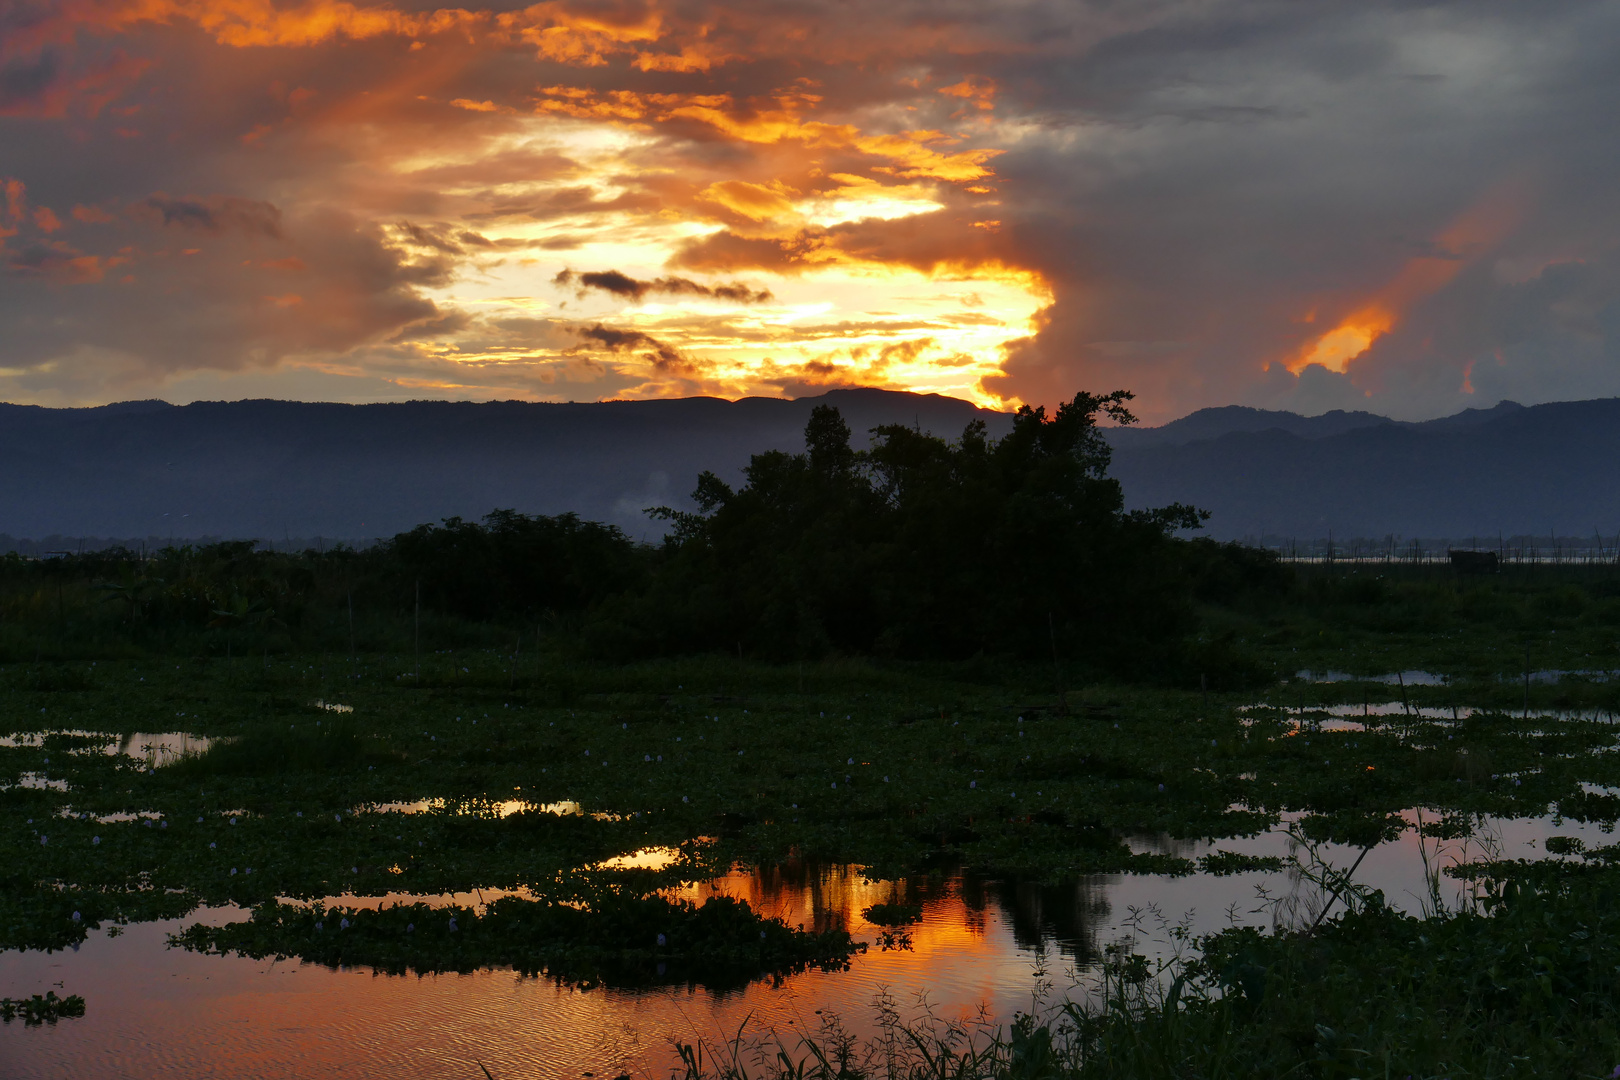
[[0, 392, 1276, 686], [4, 392, 1620, 1076]]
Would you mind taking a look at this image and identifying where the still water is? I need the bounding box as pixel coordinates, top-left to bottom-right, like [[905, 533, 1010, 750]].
[[0, 805, 1601, 1079]]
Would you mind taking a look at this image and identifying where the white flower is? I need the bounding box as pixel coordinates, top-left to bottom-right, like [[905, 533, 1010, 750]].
[[656, 933, 666, 946], [92, 836, 100, 845], [970, 781, 976, 789], [71, 911, 80, 922]]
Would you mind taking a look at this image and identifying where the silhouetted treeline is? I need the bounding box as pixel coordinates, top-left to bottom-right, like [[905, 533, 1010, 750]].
[[587, 392, 1222, 675], [0, 392, 1286, 682]]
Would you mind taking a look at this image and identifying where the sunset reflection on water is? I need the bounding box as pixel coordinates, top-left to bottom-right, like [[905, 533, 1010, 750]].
[[0, 863, 1117, 1080], [2, 810, 1596, 1079]]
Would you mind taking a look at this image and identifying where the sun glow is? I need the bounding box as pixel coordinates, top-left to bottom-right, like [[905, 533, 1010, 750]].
[[1289, 308, 1394, 374]]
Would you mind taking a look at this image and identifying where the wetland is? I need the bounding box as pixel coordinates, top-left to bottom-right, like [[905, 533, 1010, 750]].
[[4, 395, 1620, 1078]]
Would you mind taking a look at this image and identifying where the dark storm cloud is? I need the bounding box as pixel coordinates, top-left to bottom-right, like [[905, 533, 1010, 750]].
[[554, 268, 773, 304], [571, 323, 696, 374], [137, 195, 283, 237]]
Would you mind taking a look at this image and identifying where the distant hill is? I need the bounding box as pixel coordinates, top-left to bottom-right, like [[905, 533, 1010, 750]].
[[0, 390, 1612, 545], [1101, 399, 1526, 449], [0, 390, 1008, 543], [1106, 398, 1620, 540]]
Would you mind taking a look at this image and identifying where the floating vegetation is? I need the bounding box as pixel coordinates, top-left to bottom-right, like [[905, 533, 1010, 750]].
[[172, 893, 860, 991], [0, 992, 86, 1025], [860, 902, 923, 926]]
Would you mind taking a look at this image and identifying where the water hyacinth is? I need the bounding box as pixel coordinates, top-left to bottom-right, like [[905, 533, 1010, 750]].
[[91, 836, 100, 845]]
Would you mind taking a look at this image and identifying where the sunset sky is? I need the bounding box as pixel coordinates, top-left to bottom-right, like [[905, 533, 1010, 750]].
[[3, 1, 1618, 421]]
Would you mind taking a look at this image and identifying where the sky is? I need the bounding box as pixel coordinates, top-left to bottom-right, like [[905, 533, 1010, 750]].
[[2, 1, 1619, 423]]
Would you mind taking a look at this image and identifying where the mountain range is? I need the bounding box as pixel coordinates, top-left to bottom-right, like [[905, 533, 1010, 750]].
[[0, 390, 1616, 546]]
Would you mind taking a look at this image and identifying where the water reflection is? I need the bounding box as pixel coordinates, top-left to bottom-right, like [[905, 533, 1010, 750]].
[[0, 818, 1608, 1080], [0, 730, 216, 763]]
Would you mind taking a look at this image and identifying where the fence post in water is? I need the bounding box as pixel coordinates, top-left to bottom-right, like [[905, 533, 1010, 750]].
[[1398, 671, 1410, 717], [414, 579, 421, 684]]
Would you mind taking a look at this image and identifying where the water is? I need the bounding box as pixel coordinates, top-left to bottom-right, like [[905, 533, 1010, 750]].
[[1, 806, 1603, 1079], [1297, 670, 1449, 685], [0, 730, 216, 763], [1296, 668, 1617, 686], [4, 706, 1615, 1078]]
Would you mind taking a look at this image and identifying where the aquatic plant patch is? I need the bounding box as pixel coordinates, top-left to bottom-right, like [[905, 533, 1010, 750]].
[[173, 892, 860, 991]]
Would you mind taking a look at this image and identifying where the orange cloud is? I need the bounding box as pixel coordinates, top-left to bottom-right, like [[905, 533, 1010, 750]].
[[938, 75, 996, 112], [72, 204, 116, 224], [1288, 181, 1528, 375], [698, 180, 797, 221], [2, 178, 24, 222], [534, 86, 1002, 182]]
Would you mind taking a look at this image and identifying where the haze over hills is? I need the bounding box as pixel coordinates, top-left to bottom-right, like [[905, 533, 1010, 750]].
[[0, 390, 1009, 546], [1105, 398, 1620, 541], [0, 390, 1615, 547]]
